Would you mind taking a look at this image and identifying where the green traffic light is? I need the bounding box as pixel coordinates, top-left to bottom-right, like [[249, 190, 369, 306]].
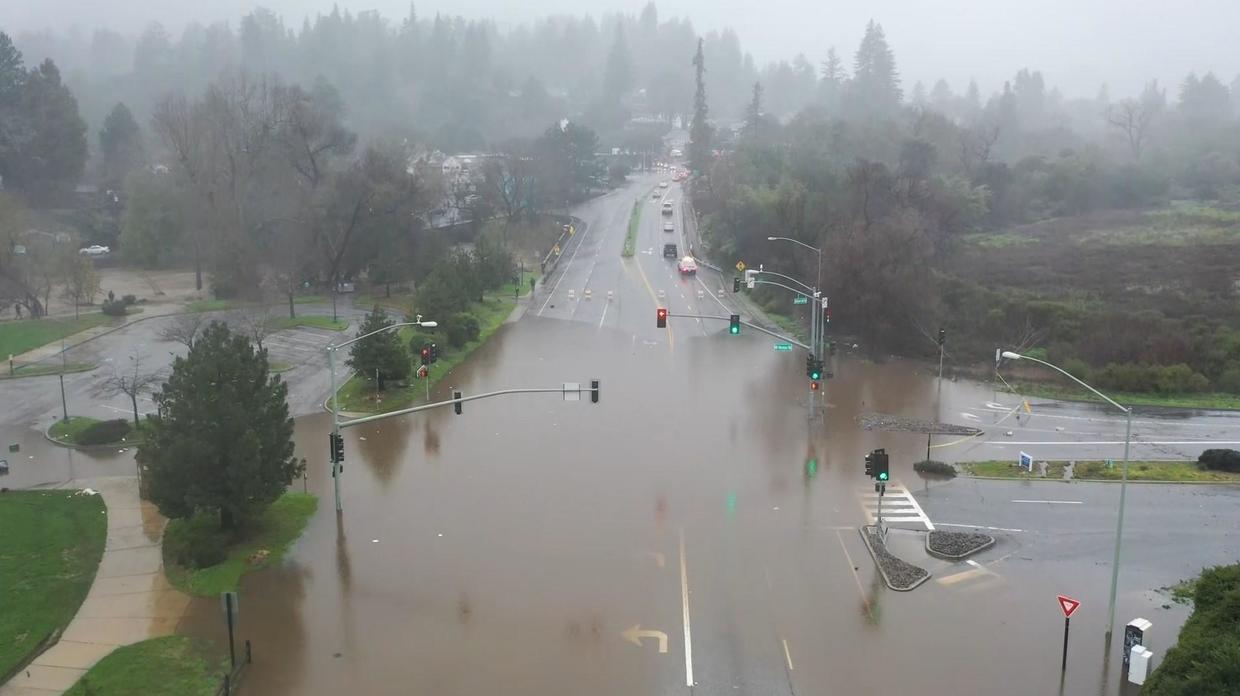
[[730, 325, 739, 334], [806, 458, 818, 477], [810, 370, 821, 380], [877, 472, 889, 481]]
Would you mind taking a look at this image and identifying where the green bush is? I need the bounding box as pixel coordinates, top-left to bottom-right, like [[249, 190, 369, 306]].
[[77, 419, 132, 445], [1062, 358, 1090, 380], [1143, 563, 1240, 695], [406, 330, 436, 356], [1093, 362, 1210, 394], [1198, 449, 1240, 473], [163, 515, 232, 569], [1218, 367, 1240, 394], [102, 299, 127, 316], [446, 312, 481, 347], [913, 460, 957, 478], [121, 294, 137, 305]]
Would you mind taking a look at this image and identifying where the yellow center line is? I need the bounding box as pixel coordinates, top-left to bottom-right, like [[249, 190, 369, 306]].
[[836, 530, 871, 614], [624, 234, 674, 353]]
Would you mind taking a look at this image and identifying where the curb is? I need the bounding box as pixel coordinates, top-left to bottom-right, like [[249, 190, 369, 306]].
[[0, 363, 98, 381], [957, 474, 1240, 485], [925, 531, 996, 560], [43, 422, 143, 452], [859, 526, 931, 592]]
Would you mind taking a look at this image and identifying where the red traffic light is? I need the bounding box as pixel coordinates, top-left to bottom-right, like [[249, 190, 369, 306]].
[[656, 307, 668, 328], [810, 381, 820, 391]]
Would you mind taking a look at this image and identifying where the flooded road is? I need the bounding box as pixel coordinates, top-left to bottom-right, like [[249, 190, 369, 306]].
[[173, 307, 1234, 696]]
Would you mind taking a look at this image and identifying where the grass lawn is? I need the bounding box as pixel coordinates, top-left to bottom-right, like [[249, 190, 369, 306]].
[[960, 460, 1068, 479], [336, 289, 518, 413], [1, 362, 95, 380], [163, 493, 317, 597], [1013, 381, 1240, 411], [0, 313, 116, 358], [268, 315, 348, 331], [269, 360, 294, 373], [622, 199, 641, 257], [0, 490, 106, 681], [1072, 460, 1240, 482], [65, 636, 226, 696], [188, 294, 328, 314]]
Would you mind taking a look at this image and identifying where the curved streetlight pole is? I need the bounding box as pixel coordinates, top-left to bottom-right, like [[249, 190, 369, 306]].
[[767, 236, 823, 358], [327, 318, 438, 511], [1001, 350, 1133, 642]]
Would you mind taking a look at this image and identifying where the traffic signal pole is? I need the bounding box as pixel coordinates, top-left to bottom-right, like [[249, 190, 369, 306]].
[[327, 344, 342, 512], [661, 311, 811, 351]]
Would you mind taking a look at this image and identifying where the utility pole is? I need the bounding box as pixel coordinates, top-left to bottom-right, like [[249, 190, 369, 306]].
[[59, 335, 69, 422]]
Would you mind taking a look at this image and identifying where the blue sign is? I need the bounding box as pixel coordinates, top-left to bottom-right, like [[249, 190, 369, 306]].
[[1019, 452, 1033, 472]]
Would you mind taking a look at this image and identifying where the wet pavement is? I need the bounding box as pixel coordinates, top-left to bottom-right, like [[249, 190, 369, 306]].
[[6, 174, 1239, 694]]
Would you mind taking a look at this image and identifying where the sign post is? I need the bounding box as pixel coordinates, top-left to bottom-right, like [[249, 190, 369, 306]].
[[221, 591, 239, 670], [1019, 451, 1033, 472], [1057, 594, 1080, 672]]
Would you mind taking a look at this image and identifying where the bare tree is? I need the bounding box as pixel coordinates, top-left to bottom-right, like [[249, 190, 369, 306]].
[[60, 252, 101, 319], [151, 93, 210, 291], [959, 119, 1001, 175], [227, 304, 274, 351], [97, 353, 162, 428], [1106, 88, 1162, 161], [157, 312, 208, 350]]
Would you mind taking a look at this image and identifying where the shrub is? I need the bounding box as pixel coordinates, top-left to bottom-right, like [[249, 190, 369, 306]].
[[446, 312, 481, 347], [1093, 362, 1210, 394], [1143, 563, 1240, 694], [121, 294, 137, 305], [1062, 358, 1090, 381], [914, 460, 957, 478], [163, 515, 231, 569], [102, 299, 127, 316], [77, 419, 132, 445], [1218, 367, 1240, 394], [406, 330, 436, 356], [1198, 449, 1240, 473]]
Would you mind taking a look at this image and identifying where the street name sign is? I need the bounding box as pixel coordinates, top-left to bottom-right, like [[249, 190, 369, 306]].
[[774, 343, 793, 351], [793, 295, 808, 305]]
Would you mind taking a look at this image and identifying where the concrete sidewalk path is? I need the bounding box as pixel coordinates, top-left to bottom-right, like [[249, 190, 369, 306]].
[[0, 477, 190, 696]]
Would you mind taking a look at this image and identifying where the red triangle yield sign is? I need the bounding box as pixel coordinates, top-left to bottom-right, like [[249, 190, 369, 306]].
[[1057, 595, 1080, 618]]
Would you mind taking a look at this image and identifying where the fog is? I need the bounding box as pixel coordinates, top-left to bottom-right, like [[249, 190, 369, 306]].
[[5, 0, 1240, 99]]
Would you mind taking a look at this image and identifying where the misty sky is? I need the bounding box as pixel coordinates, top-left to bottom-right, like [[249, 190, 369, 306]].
[[6, 0, 1240, 99]]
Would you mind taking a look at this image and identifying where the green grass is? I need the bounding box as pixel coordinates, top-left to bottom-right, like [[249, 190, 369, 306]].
[[962, 231, 1036, 249], [622, 199, 641, 257], [0, 490, 106, 681], [337, 291, 515, 413], [1166, 577, 1198, 605], [49, 416, 101, 445], [269, 360, 294, 373], [163, 493, 318, 597], [0, 313, 117, 358], [1072, 460, 1240, 482], [65, 636, 226, 696], [1013, 381, 1240, 410], [1, 362, 95, 380], [960, 460, 1068, 479], [961, 459, 1240, 482], [268, 315, 348, 331]]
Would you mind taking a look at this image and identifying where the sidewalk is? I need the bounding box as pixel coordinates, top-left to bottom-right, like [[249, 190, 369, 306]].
[[0, 477, 190, 696], [10, 304, 187, 365]]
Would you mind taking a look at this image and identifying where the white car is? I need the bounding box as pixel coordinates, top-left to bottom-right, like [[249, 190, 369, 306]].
[[663, 221, 675, 233], [78, 245, 110, 256], [677, 256, 698, 275], [659, 181, 669, 189]]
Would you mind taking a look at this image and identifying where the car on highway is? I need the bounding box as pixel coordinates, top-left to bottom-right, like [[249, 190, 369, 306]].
[[663, 221, 674, 233], [78, 245, 110, 256], [677, 256, 697, 275], [651, 190, 661, 199], [659, 181, 669, 189], [663, 243, 678, 258], [662, 201, 674, 216]]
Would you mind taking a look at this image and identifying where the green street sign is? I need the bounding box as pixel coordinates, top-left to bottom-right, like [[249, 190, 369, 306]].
[[793, 296, 808, 305], [774, 343, 793, 351]]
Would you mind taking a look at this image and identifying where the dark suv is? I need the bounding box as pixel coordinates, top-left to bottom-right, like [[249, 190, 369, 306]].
[[663, 243, 678, 258]]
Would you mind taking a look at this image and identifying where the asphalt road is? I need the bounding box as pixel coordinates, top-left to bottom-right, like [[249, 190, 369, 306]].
[[5, 173, 1239, 694]]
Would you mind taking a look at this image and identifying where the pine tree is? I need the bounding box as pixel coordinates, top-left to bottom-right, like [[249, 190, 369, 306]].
[[140, 322, 302, 531], [347, 305, 411, 389], [744, 81, 763, 131], [688, 38, 713, 175], [848, 21, 902, 117], [99, 102, 145, 190], [603, 25, 632, 102]]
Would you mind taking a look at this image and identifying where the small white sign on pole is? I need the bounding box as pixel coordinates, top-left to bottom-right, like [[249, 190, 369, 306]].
[[1019, 452, 1034, 472], [563, 382, 580, 401]]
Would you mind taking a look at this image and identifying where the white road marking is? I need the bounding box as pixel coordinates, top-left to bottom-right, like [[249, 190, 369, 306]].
[[597, 299, 609, 328], [936, 523, 1025, 533], [782, 638, 794, 671], [937, 567, 989, 586], [679, 528, 694, 687], [987, 440, 1240, 446], [836, 530, 870, 610], [859, 481, 934, 530], [537, 220, 593, 316], [1012, 499, 1082, 504]]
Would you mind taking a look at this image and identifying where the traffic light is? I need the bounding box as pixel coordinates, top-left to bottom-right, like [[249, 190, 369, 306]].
[[656, 307, 668, 328], [807, 356, 823, 381], [453, 390, 463, 415], [420, 344, 430, 365], [729, 314, 740, 335], [329, 432, 344, 464], [874, 449, 889, 481], [864, 452, 874, 478], [805, 457, 818, 479], [810, 381, 820, 391], [824, 307, 831, 324], [938, 328, 946, 346], [430, 343, 439, 362], [733, 277, 741, 293], [590, 379, 600, 404]]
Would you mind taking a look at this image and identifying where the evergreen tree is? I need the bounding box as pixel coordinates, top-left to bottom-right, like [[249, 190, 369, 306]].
[[99, 102, 145, 190], [2, 59, 88, 203], [140, 322, 302, 531], [848, 21, 902, 118], [603, 25, 632, 102], [347, 305, 411, 389], [689, 38, 713, 175], [743, 81, 764, 136]]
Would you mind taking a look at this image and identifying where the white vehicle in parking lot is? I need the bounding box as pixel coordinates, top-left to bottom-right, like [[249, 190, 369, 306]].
[[78, 245, 110, 256]]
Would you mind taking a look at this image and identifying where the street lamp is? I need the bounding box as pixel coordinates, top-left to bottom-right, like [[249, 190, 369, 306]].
[[1001, 350, 1133, 642], [766, 236, 824, 359], [326, 317, 438, 512]]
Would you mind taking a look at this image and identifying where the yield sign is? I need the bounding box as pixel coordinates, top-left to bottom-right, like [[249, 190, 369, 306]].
[[1057, 595, 1080, 618]]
